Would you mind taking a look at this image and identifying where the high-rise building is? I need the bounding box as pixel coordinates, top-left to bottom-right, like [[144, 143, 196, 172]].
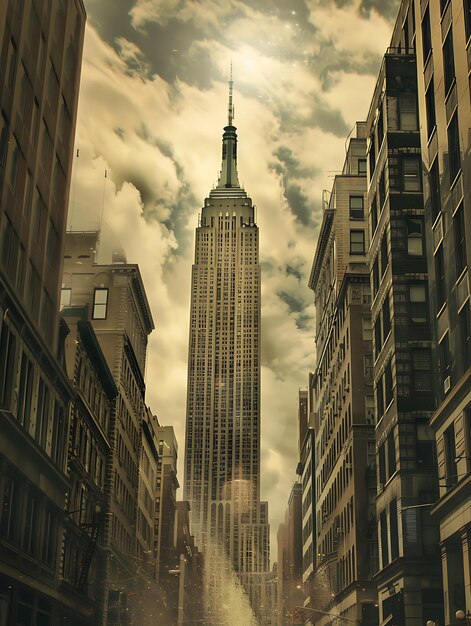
[[365, 9, 443, 624], [0, 1, 86, 623], [308, 123, 378, 625], [412, 0, 471, 622], [183, 75, 269, 612]]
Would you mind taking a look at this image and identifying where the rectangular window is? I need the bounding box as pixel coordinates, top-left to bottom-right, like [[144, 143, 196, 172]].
[[448, 112, 461, 183], [429, 159, 441, 222], [389, 500, 399, 560], [42, 510, 56, 567], [358, 159, 367, 175], [376, 378, 384, 418], [444, 423, 458, 488], [369, 134, 376, 179], [377, 105, 384, 148], [349, 195, 364, 219], [399, 93, 417, 130], [35, 378, 50, 450], [422, 7, 432, 61], [443, 28, 456, 96], [0, 322, 16, 409], [412, 349, 432, 391], [380, 232, 388, 276], [439, 334, 450, 386], [380, 509, 389, 567], [350, 230, 365, 255], [425, 79, 436, 140], [372, 257, 379, 296], [379, 168, 386, 208], [375, 316, 382, 358], [93, 288, 109, 319], [382, 295, 391, 340], [17, 352, 34, 429], [454, 204, 467, 278], [403, 157, 421, 192], [459, 302, 471, 371], [23, 492, 39, 555], [60, 287, 71, 309], [410, 284, 427, 324], [379, 443, 386, 484], [407, 218, 424, 256], [387, 431, 396, 478], [435, 245, 446, 310], [370, 196, 378, 235], [0, 475, 20, 542], [385, 360, 393, 407]]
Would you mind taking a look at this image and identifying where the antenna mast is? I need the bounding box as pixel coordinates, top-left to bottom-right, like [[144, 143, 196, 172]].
[[228, 63, 234, 126]]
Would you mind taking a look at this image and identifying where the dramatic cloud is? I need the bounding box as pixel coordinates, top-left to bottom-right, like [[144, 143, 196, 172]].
[[74, 0, 399, 558]]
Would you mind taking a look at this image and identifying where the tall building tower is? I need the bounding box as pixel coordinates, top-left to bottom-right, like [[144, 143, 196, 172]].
[[184, 75, 269, 609]]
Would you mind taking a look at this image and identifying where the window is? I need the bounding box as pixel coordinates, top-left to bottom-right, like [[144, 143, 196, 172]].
[[60, 288, 71, 309], [0, 115, 8, 169], [417, 422, 436, 469], [375, 317, 382, 358], [379, 444, 386, 484], [382, 296, 391, 340], [376, 378, 384, 418], [439, 334, 450, 385], [23, 492, 39, 555], [350, 230, 365, 254], [399, 94, 418, 130], [459, 302, 471, 371], [407, 218, 424, 256], [425, 79, 436, 140], [1, 475, 20, 542], [349, 196, 364, 219], [369, 134, 376, 179], [435, 245, 446, 310], [0, 322, 16, 409], [385, 360, 393, 407], [379, 168, 386, 208], [389, 500, 399, 560], [443, 28, 456, 96], [412, 350, 432, 391], [454, 204, 467, 278], [448, 112, 461, 183], [422, 7, 432, 61], [444, 423, 457, 488], [380, 232, 388, 276], [17, 352, 34, 429], [35, 378, 50, 450], [377, 105, 384, 148], [93, 288, 109, 319], [387, 431, 396, 477], [403, 157, 421, 191], [370, 196, 378, 235], [372, 257, 380, 296], [410, 285, 427, 323], [42, 510, 56, 567], [429, 159, 441, 222], [358, 159, 367, 175]]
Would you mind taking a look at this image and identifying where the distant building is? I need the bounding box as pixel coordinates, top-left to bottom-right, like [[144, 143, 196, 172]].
[[299, 384, 316, 614], [62, 231, 154, 625], [365, 9, 443, 623], [0, 0, 86, 623], [277, 482, 304, 626], [412, 0, 471, 623], [309, 123, 378, 625]]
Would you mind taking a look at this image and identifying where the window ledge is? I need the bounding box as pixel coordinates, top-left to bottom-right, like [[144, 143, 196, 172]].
[[436, 302, 447, 319], [426, 124, 437, 147]]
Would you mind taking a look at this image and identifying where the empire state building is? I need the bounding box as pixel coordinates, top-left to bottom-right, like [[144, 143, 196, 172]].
[[184, 75, 269, 597]]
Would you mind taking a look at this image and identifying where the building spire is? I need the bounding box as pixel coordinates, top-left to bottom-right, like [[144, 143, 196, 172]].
[[215, 65, 240, 189], [228, 62, 234, 126]]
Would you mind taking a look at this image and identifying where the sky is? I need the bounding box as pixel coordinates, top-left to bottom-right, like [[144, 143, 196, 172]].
[[71, 0, 400, 558]]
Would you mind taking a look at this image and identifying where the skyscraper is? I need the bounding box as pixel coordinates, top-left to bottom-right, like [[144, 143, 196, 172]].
[[184, 75, 269, 608]]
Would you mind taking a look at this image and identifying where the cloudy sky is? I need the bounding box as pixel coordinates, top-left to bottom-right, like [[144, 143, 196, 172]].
[[71, 0, 399, 556]]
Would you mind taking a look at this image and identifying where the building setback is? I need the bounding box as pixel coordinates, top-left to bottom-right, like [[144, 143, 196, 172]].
[[309, 122, 378, 626], [0, 0, 86, 623], [183, 75, 269, 618], [412, 0, 471, 623], [365, 7, 443, 624], [62, 231, 154, 625]]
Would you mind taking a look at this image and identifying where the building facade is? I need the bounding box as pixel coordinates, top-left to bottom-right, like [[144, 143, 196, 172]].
[[365, 9, 443, 623], [0, 0, 86, 623], [62, 231, 154, 625], [309, 123, 378, 626], [183, 76, 269, 615], [412, 0, 471, 622]]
